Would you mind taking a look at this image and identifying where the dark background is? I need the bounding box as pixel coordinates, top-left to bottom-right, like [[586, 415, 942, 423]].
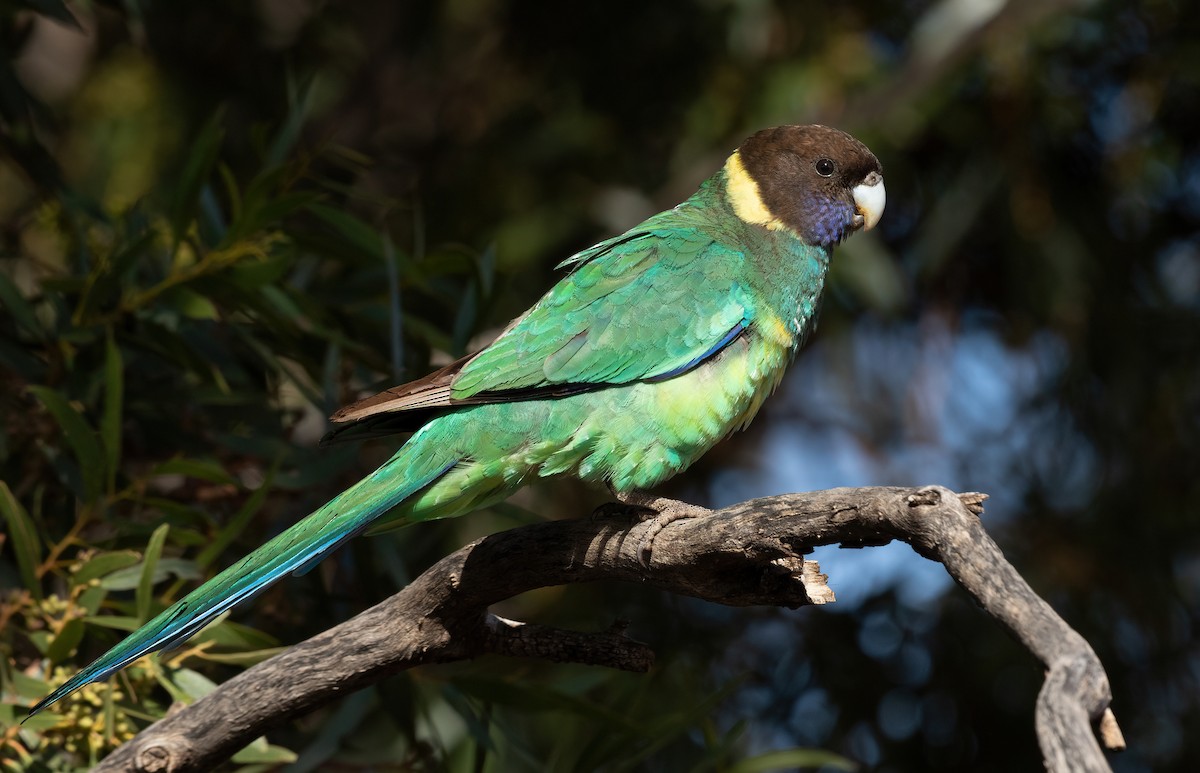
[[1, 1, 1197, 770]]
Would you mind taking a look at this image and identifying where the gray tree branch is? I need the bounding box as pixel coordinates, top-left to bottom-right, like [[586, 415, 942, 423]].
[[90, 486, 1122, 773]]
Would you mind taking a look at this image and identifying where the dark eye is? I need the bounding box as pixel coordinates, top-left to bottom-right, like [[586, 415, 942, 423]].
[[815, 158, 836, 177]]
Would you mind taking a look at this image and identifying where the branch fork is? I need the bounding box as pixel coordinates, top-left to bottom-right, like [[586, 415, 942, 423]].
[[86, 486, 1121, 773]]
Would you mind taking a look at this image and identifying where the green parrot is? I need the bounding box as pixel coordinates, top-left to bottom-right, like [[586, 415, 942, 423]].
[[29, 124, 884, 717]]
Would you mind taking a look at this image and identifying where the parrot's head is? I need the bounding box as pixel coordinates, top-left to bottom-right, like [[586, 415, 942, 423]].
[[724, 124, 885, 247]]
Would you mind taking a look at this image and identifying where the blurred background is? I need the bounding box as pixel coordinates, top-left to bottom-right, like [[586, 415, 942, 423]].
[[1, 0, 1197, 770]]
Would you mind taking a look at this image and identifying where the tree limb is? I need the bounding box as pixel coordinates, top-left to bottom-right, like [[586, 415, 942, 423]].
[[90, 486, 1122, 773]]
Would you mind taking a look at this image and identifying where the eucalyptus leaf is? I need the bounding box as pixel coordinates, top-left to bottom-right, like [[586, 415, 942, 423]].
[[192, 619, 279, 651], [230, 741, 299, 765], [170, 110, 226, 243], [0, 481, 43, 600], [137, 525, 169, 622], [7, 670, 52, 701], [305, 203, 383, 261], [81, 615, 141, 632], [72, 550, 141, 586], [45, 618, 86, 665], [148, 457, 238, 486], [76, 584, 107, 616], [27, 386, 104, 503], [169, 667, 219, 701], [194, 647, 288, 666], [102, 557, 200, 592]]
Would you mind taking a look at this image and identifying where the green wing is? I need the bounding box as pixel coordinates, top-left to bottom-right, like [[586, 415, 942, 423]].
[[451, 213, 751, 398]]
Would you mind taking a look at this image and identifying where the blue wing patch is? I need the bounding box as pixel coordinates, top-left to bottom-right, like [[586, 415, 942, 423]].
[[646, 320, 747, 382]]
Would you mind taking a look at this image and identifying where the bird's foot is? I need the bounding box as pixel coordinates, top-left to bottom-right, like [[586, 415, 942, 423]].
[[604, 490, 709, 568]]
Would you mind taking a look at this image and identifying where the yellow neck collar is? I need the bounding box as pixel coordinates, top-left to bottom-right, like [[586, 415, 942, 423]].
[[724, 151, 787, 232]]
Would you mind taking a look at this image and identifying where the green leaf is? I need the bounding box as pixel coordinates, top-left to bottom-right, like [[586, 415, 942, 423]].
[[135, 497, 210, 525], [102, 327, 123, 494], [136, 524, 170, 622], [225, 253, 290, 289], [238, 191, 321, 236], [26, 630, 51, 655], [161, 286, 220, 320], [103, 684, 118, 748], [170, 667, 219, 701], [103, 557, 200, 592], [27, 384, 104, 501], [76, 584, 107, 615], [259, 284, 303, 321], [148, 457, 238, 486], [193, 647, 287, 666], [72, 550, 141, 585], [81, 615, 140, 631], [7, 669, 51, 701], [0, 482, 42, 600], [727, 748, 858, 773], [231, 740, 299, 765], [153, 667, 193, 706], [169, 109, 226, 243], [218, 162, 242, 224], [45, 617, 86, 665], [306, 203, 383, 260], [27, 386, 104, 503], [0, 701, 61, 731], [193, 619, 279, 650], [265, 72, 314, 167]]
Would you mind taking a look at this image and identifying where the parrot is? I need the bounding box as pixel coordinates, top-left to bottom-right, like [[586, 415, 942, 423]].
[[29, 124, 884, 717]]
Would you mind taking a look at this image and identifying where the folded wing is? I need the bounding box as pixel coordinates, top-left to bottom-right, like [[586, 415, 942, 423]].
[[330, 211, 752, 430]]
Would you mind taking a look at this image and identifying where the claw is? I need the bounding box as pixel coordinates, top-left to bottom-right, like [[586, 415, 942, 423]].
[[636, 508, 705, 568], [604, 490, 709, 567]]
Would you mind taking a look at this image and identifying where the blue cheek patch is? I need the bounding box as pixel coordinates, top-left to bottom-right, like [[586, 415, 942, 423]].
[[804, 196, 855, 245]]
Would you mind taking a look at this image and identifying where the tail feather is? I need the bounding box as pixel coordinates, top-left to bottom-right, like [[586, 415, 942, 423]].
[[26, 448, 457, 719]]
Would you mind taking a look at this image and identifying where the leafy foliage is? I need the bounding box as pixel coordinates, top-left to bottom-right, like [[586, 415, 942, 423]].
[[0, 12, 496, 769], [2, 0, 1198, 771]]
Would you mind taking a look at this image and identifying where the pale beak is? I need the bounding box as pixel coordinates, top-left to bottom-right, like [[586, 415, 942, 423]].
[[851, 171, 886, 231]]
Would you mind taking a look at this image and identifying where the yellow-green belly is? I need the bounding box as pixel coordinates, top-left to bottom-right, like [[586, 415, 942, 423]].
[[398, 327, 793, 523]]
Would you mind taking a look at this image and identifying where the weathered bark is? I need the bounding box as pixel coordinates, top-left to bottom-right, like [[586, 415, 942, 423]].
[[90, 486, 1123, 773]]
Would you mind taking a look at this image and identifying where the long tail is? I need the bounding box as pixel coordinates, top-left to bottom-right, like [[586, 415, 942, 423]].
[[27, 434, 459, 718]]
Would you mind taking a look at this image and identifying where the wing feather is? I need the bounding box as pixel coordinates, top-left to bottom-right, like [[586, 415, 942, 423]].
[[328, 205, 752, 433]]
